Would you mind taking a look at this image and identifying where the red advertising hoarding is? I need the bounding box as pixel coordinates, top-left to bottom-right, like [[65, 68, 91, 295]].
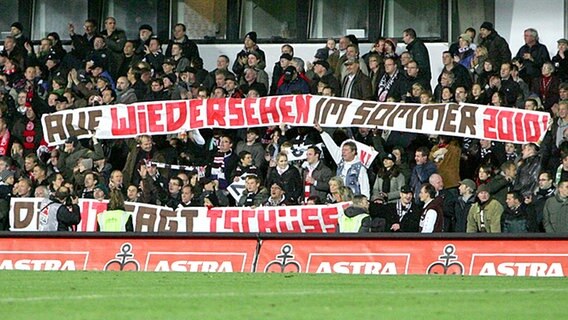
[[257, 239, 568, 277], [2, 236, 568, 276], [0, 237, 257, 272]]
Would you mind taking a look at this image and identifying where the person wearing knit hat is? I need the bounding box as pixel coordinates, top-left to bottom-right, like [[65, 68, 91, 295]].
[[478, 21, 511, 68], [11, 22, 24, 34], [467, 183, 504, 233], [245, 31, 257, 43], [480, 21, 494, 31], [233, 31, 266, 78], [134, 24, 154, 57], [94, 182, 109, 200], [9, 22, 31, 53]]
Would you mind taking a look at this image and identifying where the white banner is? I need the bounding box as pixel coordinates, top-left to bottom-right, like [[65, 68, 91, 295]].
[[41, 95, 551, 146], [9, 198, 347, 233]]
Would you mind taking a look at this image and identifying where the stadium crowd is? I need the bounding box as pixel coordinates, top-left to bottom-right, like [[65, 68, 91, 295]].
[[0, 18, 567, 233]]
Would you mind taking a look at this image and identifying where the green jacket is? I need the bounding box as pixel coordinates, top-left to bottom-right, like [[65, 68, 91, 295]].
[[467, 199, 503, 233]]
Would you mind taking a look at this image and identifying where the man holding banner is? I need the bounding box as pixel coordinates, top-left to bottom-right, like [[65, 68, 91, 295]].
[[315, 124, 370, 198]]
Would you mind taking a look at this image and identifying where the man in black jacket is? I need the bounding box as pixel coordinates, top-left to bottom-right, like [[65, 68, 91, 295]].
[[479, 22, 512, 70], [403, 28, 431, 86], [454, 179, 477, 232], [371, 185, 420, 232], [513, 143, 542, 198], [165, 23, 200, 62]]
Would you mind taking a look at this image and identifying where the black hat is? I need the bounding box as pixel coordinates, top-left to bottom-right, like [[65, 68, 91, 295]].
[[313, 60, 330, 70], [383, 153, 396, 162], [271, 181, 285, 191], [279, 53, 293, 61], [11, 22, 24, 32], [66, 136, 79, 147], [91, 60, 104, 69], [525, 142, 540, 152], [480, 21, 494, 31], [46, 54, 60, 62], [245, 31, 257, 43], [94, 183, 109, 197], [346, 34, 359, 46], [314, 48, 329, 60], [182, 66, 197, 74], [225, 73, 236, 82], [163, 58, 176, 66], [400, 185, 413, 194], [139, 24, 153, 32], [200, 176, 215, 185], [284, 66, 296, 75], [165, 73, 177, 84], [55, 94, 68, 103]]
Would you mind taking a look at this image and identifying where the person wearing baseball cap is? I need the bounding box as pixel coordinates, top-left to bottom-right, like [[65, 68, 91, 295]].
[[455, 179, 477, 232], [311, 59, 341, 95], [369, 185, 420, 232]]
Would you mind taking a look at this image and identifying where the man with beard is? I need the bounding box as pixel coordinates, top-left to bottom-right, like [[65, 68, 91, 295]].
[[115, 76, 137, 104]]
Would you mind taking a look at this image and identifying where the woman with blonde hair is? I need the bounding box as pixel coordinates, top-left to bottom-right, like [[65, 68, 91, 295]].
[[326, 176, 344, 203], [97, 189, 133, 232]]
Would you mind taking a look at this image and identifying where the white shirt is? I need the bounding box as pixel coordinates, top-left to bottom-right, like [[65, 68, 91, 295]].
[[420, 199, 437, 233]]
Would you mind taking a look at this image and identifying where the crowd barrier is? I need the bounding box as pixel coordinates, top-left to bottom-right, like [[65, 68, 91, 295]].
[[1, 233, 567, 277]]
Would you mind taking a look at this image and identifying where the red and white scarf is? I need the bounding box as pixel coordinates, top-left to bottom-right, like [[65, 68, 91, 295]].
[[0, 129, 10, 156]]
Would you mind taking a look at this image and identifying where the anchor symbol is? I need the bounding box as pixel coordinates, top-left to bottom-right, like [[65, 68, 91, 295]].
[[103, 243, 140, 271], [426, 244, 465, 275], [264, 244, 301, 273]]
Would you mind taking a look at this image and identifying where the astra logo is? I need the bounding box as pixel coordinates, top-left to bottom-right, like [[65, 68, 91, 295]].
[[478, 262, 563, 276], [145, 252, 247, 272], [314, 261, 397, 274], [0, 251, 88, 270], [154, 260, 234, 272], [306, 253, 410, 274], [0, 259, 76, 270], [470, 255, 568, 277]]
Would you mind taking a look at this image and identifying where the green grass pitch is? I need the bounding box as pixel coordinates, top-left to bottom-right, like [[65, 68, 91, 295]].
[[1, 271, 567, 319]]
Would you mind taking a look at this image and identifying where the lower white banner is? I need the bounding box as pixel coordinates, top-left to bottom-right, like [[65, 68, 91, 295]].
[[9, 198, 346, 233]]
